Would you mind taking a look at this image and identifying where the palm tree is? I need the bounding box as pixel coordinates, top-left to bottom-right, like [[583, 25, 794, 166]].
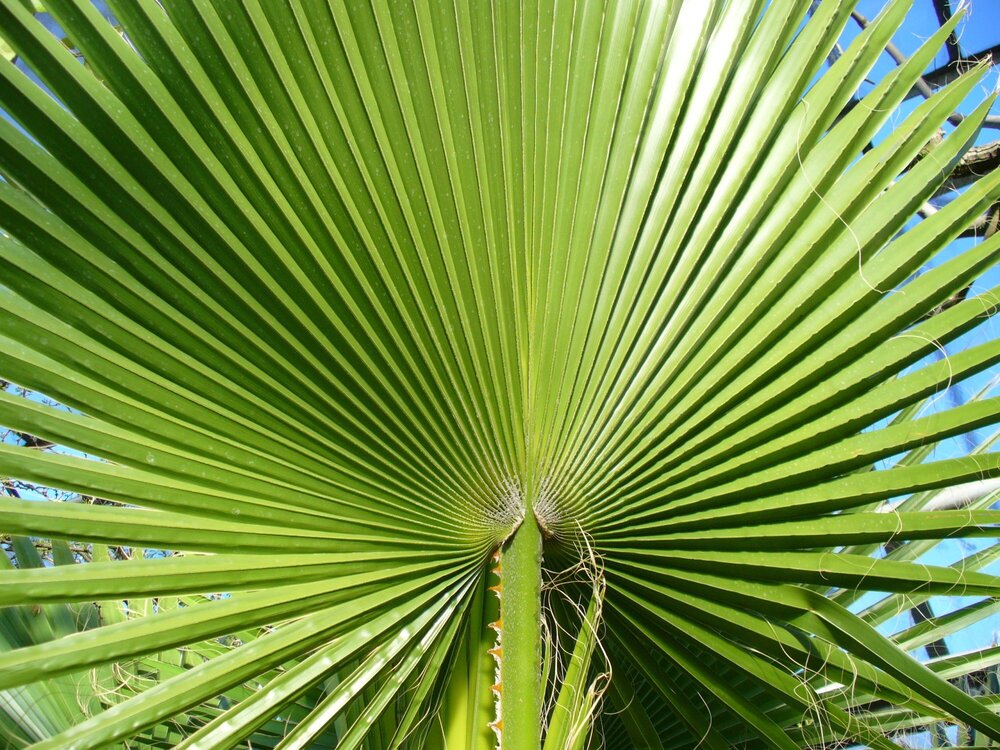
[[0, 0, 999, 747]]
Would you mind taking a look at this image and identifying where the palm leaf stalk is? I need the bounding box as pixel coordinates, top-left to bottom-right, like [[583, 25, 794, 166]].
[[0, 0, 999, 747]]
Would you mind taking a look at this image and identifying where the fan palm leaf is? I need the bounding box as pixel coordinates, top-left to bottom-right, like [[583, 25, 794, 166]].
[[0, 0, 999, 747]]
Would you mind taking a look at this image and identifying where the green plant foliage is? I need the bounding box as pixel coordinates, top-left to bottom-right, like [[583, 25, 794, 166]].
[[0, 0, 999, 748]]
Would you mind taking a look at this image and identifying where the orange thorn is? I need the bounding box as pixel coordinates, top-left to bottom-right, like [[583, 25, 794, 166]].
[[491, 682, 503, 695], [489, 619, 503, 632], [488, 583, 502, 594], [488, 646, 503, 659]]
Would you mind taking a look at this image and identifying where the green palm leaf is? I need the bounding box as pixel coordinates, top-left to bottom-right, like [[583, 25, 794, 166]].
[[1, 0, 999, 747]]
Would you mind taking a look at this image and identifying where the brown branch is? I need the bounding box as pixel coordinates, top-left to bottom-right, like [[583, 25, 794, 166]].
[[918, 136, 1000, 199], [945, 139, 1000, 190], [915, 134, 999, 237]]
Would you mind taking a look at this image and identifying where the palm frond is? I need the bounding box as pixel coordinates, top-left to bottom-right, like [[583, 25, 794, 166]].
[[1, 0, 999, 747]]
